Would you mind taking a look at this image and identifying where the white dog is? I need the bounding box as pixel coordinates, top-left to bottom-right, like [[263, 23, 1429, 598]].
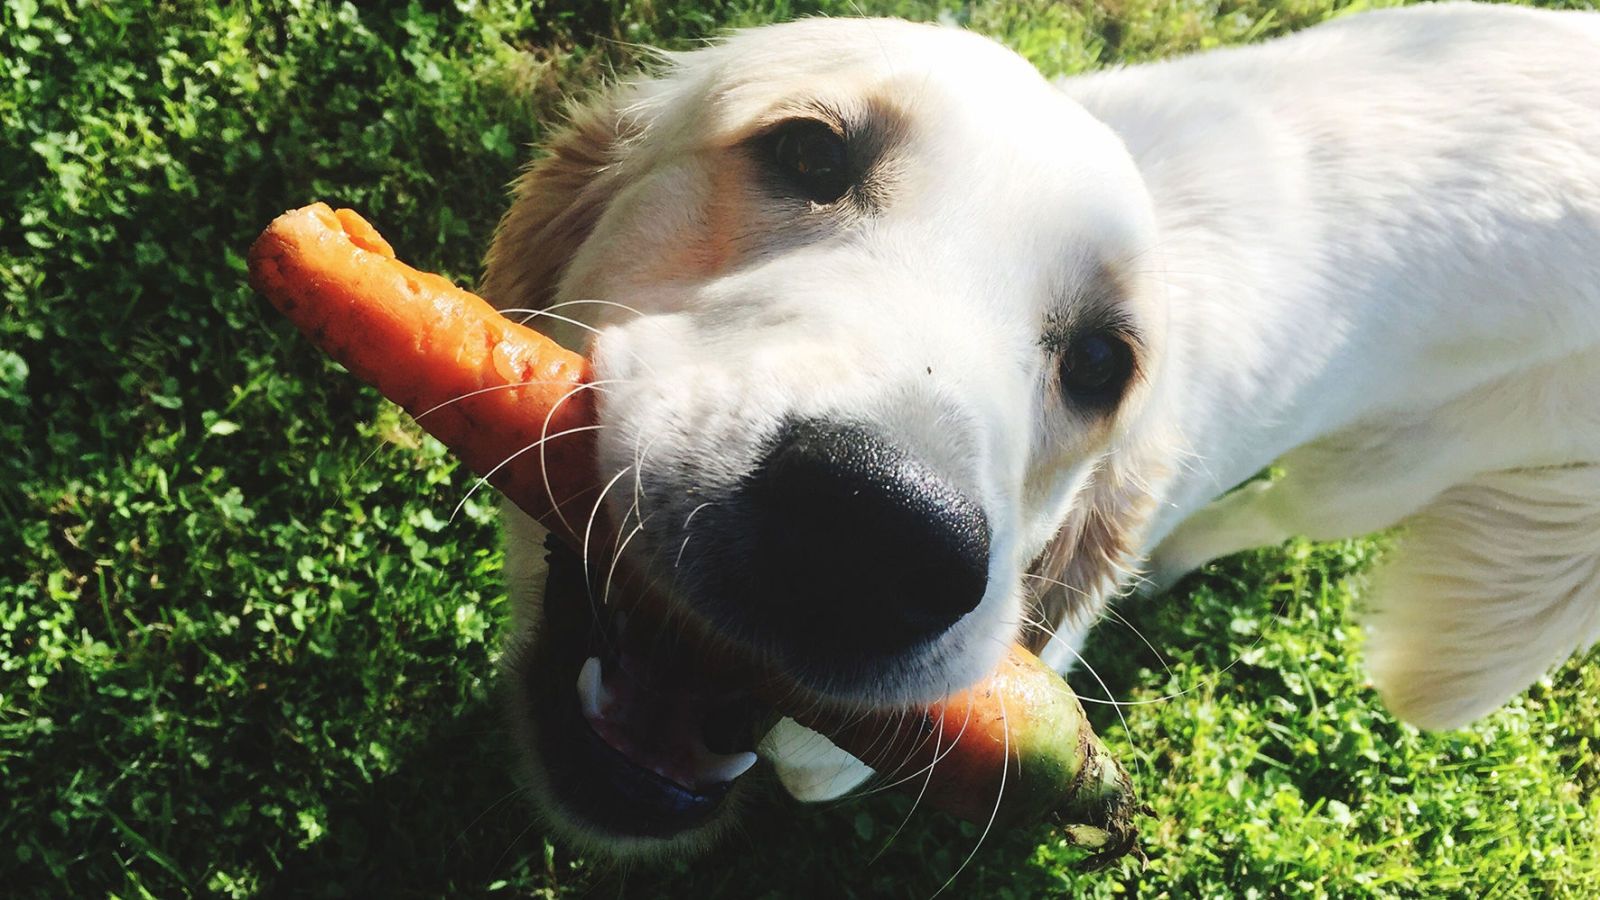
[[481, 2, 1600, 854]]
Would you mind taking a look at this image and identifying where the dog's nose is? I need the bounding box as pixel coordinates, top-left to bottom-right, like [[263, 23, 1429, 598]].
[[739, 419, 991, 654]]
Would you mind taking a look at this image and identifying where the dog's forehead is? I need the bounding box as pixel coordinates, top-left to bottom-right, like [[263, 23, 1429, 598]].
[[561, 16, 1159, 323], [668, 21, 1143, 237], [649, 18, 1054, 137]]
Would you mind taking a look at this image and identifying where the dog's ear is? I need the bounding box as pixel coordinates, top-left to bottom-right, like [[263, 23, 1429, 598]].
[[1026, 449, 1166, 652], [479, 88, 643, 312]]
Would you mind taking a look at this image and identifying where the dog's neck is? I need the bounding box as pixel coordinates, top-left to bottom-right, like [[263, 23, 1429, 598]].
[[1064, 20, 1600, 553], [1089, 101, 1347, 542], [1066, 70, 1450, 546]]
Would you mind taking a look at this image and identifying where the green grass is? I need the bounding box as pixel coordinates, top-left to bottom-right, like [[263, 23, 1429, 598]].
[[4, 0, 1597, 895]]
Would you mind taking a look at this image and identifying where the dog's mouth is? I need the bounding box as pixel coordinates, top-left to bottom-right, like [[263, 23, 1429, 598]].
[[512, 419, 1003, 846], [517, 537, 778, 842], [574, 630, 763, 794]]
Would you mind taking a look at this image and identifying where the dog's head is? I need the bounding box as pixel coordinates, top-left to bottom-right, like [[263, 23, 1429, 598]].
[[484, 18, 1171, 856]]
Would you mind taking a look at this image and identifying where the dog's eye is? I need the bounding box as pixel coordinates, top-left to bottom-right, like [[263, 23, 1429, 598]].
[[770, 119, 850, 204], [1059, 331, 1134, 405]]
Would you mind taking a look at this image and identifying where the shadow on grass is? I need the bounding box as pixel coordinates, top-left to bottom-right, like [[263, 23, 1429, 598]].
[[259, 699, 551, 896], [261, 691, 1115, 898], [257, 549, 1374, 897], [1068, 542, 1373, 738]]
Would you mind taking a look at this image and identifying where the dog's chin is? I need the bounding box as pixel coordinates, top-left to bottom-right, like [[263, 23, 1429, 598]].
[[503, 636, 748, 859]]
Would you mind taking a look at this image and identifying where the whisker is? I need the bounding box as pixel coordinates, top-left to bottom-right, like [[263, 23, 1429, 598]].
[[1024, 566, 1153, 641], [675, 501, 716, 568], [539, 298, 648, 319], [847, 692, 974, 799], [447, 424, 607, 524], [577, 463, 641, 662], [602, 519, 648, 608], [629, 429, 666, 525], [489, 814, 542, 887], [605, 428, 670, 611], [413, 378, 615, 426], [1014, 600, 1142, 783], [345, 441, 393, 492], [868, 715, 942, 865], [835, 711, 917, 792], [1020, 570, 1091, 599], [499, 304, 660, 379], [1015, 602, 1168, 709], [1101, 604, 1175, 679], [540, 379, 629, 539], [932, 691, 1008, 898], [500, 307, 608, 339], [345, 377, 617, 488], [581, 463, 638, 588], [1023, 570, 1295, 708], [451, 783, 525, 852], [1002, 661, 1161, 852]]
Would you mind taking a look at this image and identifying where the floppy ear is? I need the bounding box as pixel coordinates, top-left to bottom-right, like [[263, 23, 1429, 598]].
[[1025, 449, 1166, 652], [479, 88, 643, 313]]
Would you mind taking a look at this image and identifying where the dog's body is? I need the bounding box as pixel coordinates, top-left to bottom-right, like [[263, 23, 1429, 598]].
[[484, 2, 1600, 851], [1045, 3, 1600, 730]]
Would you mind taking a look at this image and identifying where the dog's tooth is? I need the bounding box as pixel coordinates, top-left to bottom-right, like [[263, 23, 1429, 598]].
[[576, 656, 606, 720], [698, 750, 758, 785]]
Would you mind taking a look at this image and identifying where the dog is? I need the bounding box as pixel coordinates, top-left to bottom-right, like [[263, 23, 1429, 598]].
[[479, 2, 1600, 856]]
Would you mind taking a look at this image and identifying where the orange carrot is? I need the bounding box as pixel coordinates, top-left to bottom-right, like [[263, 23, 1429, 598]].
[[248, 203, 599, 546], [797, 643, 1139, 865]]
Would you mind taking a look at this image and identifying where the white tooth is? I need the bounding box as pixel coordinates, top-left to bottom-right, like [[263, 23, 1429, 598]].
[[698, 750, 758, 785], [577, 657, 606, 720]]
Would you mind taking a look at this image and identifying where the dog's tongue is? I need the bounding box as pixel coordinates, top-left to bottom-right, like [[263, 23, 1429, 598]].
[[574, 600, 764, 792]]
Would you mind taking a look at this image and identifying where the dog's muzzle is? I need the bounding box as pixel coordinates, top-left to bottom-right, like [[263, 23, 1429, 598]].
[[518, 419, 994, 845]]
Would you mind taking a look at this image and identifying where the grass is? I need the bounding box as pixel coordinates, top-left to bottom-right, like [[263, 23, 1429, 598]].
[[3, 0, 1597, 895]]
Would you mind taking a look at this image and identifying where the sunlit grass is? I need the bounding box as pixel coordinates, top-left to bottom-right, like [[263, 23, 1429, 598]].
[[3, 0, 1594, 895]]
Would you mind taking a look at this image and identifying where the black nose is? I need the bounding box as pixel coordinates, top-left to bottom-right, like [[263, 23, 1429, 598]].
[[736, 419, 991, 658]]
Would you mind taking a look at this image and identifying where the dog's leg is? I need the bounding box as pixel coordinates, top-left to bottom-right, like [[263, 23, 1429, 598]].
[[1068, 432, 1450, 675], [1147, 425, 1458, 590], [1363, 465, 1600, 729], [1142, 478, 1287, 591]]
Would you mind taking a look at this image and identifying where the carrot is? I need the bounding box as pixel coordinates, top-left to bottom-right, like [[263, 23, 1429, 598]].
[[248, 203, 1140, 865], [796, 643, 1140, 867], [247, 203, 599, 546]]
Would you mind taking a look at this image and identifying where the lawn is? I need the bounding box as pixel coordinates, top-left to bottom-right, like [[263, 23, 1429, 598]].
[[3, 0, 1597, 896]]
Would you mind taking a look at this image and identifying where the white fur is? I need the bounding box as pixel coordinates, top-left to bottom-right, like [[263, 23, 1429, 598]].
[[1055, 3, 1600, 730], [486, 2, 1600, 813]]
